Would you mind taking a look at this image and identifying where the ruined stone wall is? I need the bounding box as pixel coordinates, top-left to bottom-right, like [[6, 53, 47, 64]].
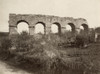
[[9, 14, 88, 35]]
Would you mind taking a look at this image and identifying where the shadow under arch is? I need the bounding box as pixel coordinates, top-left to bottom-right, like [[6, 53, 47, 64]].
[[67, 23, 75, 33], [81, 24, 88, 31], [80, 24, 89, 35], [16, 20, 29, 26]]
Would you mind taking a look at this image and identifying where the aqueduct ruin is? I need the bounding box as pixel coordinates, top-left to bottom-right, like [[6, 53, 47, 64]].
[[9, 14, 89, 35]]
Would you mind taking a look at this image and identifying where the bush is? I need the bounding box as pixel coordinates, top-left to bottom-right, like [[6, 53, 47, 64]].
[[0, 36, 13, 60], [0, 30, 99, 74], [13, 31, 34, 52], [57, 32, 76, 48], [75, 32, 89, 48], [10, 32, 69, 73], [61, 31, 75, 42], [89, 29, 95, 43], [0, 36, 12, 52]]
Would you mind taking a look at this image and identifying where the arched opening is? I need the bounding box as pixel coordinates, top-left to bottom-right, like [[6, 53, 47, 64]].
[[34, 22, 45, 34], [80, 24, 88, 32], [79, 24, 88, 35], [66, 23, 75, 32], [51, 23, 61, 34], [17, 20, 29, 34], [80, 26, 84, 30], [82, 24, 88, 31], [66, 25, 71, 31]]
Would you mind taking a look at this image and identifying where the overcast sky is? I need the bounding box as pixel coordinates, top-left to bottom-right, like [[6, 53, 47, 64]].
[[0, 0, 100, 32]]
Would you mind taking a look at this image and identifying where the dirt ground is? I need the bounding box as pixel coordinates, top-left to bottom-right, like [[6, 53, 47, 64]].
[[0, 61, 32, 74]]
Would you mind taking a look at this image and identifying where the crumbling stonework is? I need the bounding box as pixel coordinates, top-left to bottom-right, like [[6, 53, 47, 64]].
[[9, 14, 89, 35]]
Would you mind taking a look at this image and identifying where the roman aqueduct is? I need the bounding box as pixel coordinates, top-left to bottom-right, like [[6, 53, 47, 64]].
[[9, 14, 89, 35]]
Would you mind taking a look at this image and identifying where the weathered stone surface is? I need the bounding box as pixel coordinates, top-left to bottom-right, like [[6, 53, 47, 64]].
[[9, 13, 89, 35]]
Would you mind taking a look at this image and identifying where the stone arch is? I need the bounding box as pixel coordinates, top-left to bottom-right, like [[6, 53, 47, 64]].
[[34, 22, 46, 34], [51, 22, 61, 35], [16, 20, 29, 34], [66, 23, 75, 32], [80, 24, 88, 32], [16, 20, 29, 25]]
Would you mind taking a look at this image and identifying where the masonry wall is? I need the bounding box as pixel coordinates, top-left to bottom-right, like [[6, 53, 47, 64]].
[[9, 14, 88, 35]]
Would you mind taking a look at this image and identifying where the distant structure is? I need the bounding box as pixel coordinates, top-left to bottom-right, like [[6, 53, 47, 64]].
[[9, 14, 89, 35], [95, 27, 100, 42]]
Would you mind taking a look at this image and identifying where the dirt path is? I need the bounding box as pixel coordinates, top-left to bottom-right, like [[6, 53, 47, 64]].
[[0, 61, 32, 74]]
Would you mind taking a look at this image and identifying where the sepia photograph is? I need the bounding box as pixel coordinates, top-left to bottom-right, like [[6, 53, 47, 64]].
[[0, 0, 100, 74]]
